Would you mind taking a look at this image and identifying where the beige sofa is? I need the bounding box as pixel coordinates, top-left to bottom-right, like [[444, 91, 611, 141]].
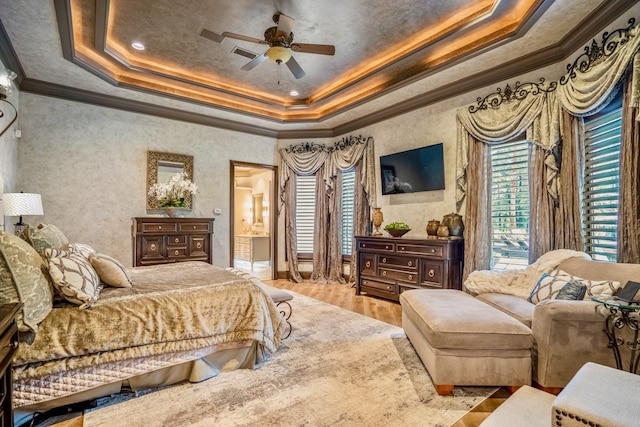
[[466, 256, 640, 391]]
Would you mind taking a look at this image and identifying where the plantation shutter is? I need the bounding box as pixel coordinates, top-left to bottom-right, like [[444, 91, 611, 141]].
[[295, 175, 317, 253], [490, 140, 530, 269], [341, 169, 356, 256], [583, 108, 622, 261]]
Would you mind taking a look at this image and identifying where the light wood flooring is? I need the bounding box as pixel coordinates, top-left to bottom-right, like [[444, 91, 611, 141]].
[[40, 279, 503, 427]]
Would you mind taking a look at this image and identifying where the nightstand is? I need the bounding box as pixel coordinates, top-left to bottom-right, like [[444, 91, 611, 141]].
[[0, 304, 20, 427]]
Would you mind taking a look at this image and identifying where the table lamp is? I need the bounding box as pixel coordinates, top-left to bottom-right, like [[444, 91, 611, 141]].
[[2, 192, 44, 235]]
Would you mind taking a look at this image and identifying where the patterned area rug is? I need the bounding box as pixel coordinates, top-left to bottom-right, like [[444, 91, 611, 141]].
[[84, 292, 495, 426]]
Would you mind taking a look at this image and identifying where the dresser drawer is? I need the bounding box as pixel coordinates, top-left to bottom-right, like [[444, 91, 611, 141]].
[[167, 247, 187, 258], [178, 222, 211, 232], [358, 240, 394, 252], [378, 254, 418, 269], [359, 253, 376, 275], [142, 222, 177, 233], [379, 267, 418, 284], [397, 243, 443, 258], [360, 278, 396, 294], [420, 260, 444, 286], [167, 235, 187, 245]]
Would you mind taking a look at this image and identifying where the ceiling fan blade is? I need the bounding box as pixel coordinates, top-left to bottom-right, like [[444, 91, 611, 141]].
[[241, 52, 268, 71], [286, 56, 306, 79], [222, 31, 268, 45], [276, 13, 295, 35], [291, 43, 335, 56], [199, 29, 225, 43]]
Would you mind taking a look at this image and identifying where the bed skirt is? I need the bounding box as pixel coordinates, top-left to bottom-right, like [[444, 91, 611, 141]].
[[14, 340, 258, 425]]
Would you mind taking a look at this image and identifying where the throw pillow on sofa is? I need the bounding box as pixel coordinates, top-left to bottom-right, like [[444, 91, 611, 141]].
[[528, 269, 620, 303], [46, 248, 102, 309], [0, 232, 54, 333]]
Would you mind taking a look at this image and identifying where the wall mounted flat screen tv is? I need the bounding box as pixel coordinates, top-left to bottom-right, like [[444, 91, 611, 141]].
[[380, 143, 445, 195]]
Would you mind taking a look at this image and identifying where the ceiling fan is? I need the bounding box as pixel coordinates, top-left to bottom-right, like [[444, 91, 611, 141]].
[[199, 13, 335, 80]]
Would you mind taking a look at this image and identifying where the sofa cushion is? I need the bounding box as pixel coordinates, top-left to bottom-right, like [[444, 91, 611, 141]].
[[400, 289, 532, 350], [46, 248, 102, 309], [476, 293, 534, 327], [0, 232, 53, 332]]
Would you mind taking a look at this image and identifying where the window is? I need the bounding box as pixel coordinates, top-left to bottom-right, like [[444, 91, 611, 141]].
[[490, 140, 530, 270], [582, 105, 622, 261], [295, 175, 316, 254], [341, 169, 356, 256], [295, 170, 356, 256]]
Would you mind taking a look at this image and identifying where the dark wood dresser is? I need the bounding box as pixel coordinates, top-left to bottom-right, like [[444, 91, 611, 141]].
[[0, 304, 20, 427], [355, 236, 464, 302], [133, 217, 215, 266]]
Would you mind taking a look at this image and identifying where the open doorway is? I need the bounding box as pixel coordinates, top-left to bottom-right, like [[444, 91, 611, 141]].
[[230, 161, 277, 280]]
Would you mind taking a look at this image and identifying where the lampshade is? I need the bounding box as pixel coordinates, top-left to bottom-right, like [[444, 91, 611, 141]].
[[266, 46, 292, 64], [2, 193, 44, 216]]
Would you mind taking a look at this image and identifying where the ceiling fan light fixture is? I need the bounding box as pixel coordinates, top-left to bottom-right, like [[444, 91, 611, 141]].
[[266, 46, 291, 63]]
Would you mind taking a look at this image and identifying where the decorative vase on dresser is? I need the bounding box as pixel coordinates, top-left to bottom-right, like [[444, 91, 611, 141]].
[[355, 236, 464, 302], [372, 207, 384, 236], [133, 217, 214, 266]]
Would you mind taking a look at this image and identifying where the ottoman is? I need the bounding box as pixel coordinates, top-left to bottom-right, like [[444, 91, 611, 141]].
[[400, 289, 533, 395]]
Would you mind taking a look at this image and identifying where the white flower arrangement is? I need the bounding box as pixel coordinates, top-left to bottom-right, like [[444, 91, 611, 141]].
[[148, 172, 198, 208]]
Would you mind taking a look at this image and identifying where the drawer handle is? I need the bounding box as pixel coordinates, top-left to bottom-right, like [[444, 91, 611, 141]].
[[386, 286, 392, 291], [196, 242, 202, 249], [382, 271, 387, 276], [193, 226, 196, 229], [10, 340, 18, 349], [382, 258, 387, 263], [363, 280, 368, 285], [407, 261, 413, 267], [400, 246, 405, 251], [150, 244, 157, 250], [408, 274, 413, 280], [174, 238, 179, 243], [428, 269, 435, 278], [175, 250, 180, 255], [362, 244, 366, 247], [365, 261, 371, 268], [431, 249, 436, 253], [385, 245, 390, 249], [158, 225, 162, 229]]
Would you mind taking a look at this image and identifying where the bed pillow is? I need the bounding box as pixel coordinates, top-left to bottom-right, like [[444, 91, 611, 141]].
[[89, 253, 133, 288], [67, 242, 96, 259], [528, 269, 620, 304], [0, 232, 53, 332], [21, 223, 69, 258], [46, 248, 102, 309]]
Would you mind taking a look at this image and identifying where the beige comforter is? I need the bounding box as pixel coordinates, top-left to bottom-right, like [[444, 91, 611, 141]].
[[14, 261, 285, 386]]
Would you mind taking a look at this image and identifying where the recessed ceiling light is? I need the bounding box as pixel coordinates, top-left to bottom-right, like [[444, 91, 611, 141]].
[[290, 90, 299, 96], [131, 41, 146, 51]]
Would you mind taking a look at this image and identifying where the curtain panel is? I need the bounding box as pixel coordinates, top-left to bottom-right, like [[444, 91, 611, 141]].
[[279, 136, 376, 283]]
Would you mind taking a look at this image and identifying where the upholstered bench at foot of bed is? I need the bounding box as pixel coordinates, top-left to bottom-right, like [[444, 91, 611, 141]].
[[259, 284, 293, 339], [399, 289, 533, 396]]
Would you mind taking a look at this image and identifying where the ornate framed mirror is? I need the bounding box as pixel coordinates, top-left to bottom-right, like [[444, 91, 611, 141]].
[[146, 151, 194, 209]]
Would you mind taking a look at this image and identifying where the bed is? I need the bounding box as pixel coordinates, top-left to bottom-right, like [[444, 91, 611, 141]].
[[0, 226, 285, 425]]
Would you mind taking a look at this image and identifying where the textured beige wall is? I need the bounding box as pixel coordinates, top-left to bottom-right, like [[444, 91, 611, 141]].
[[0, 61, 19, 232], [17, 93, 278, 267]]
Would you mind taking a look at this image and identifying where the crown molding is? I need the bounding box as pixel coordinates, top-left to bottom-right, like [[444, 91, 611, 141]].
[[0, 0, 635, 140]]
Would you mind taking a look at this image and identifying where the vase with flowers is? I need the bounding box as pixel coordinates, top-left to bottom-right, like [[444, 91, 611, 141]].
[[148, 172, 198, 217]]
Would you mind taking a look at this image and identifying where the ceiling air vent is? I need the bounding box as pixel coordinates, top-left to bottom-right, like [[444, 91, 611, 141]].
[[232, 47, 257, 60]]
